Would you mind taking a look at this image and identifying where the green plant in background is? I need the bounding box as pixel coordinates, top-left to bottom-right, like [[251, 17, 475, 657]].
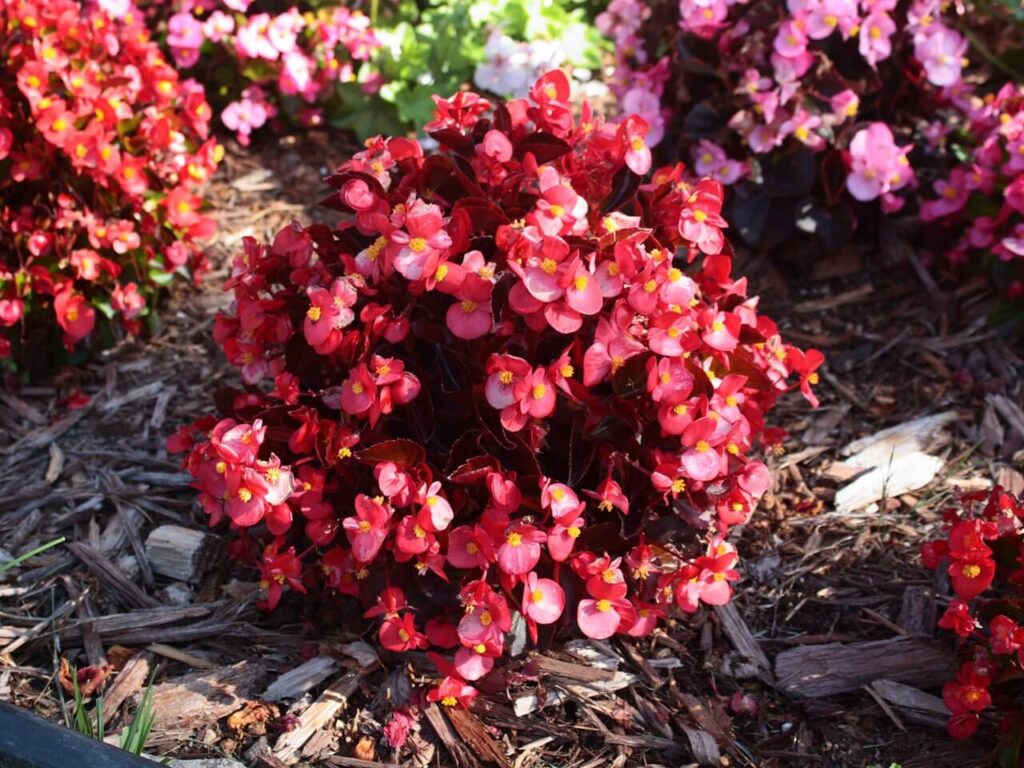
[[332, 0, 607, 137]]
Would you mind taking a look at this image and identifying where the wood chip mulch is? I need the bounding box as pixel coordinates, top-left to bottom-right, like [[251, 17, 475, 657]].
[[1, 134, 1022, 768]]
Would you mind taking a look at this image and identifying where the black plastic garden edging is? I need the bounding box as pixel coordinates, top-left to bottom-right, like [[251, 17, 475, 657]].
[[0, 701, 154, 768]]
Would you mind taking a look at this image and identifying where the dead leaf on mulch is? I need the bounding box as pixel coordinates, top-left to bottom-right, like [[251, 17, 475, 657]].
[[226, 701, 279, 737], [58, 656, 113, 698]]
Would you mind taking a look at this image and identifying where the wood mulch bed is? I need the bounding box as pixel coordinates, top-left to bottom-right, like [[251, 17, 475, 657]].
[[1, 134, 1021, 768]]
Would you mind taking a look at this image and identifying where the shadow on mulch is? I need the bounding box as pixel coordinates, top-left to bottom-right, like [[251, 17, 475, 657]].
[[1, 136, 1021, 768]]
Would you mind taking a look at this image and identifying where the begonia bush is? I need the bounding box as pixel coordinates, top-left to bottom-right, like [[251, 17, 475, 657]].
[[143, 0, 382, 145], [598, 0, 1024, 277], [0, 0, 219, 368], [918, 82, 1024, 333], [923, 486, 1024, 762], [172, 71, 819, 707]]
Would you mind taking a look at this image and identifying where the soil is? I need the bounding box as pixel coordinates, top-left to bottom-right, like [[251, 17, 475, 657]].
[[1, 133, 1021, 768]]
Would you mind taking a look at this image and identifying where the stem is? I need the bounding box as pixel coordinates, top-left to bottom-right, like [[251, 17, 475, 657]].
[[0, 536, 67, 575]]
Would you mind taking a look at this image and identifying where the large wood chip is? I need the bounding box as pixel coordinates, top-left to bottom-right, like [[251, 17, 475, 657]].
[[446, 707, 511, 768], [262, 656, 340, 702], [103, 652, 153, 718], [149, 661, 264, 741], [714, 604, 772, 680], [67, 541, 160, 610], [775, 636, 956, 698], [272, 671, 365, 763], [423, 704, 479, 768], [145, 525, 221, 583], [529, 653, 616, 683], [869, 679, 949, 729]]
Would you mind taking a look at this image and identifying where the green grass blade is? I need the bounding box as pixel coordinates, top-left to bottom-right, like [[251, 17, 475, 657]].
[[0, 537, 66, 575]]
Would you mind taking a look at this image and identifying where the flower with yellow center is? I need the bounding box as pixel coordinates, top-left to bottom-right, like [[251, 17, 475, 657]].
[[266, 468, 280, 483], [351, 382, 364, 395], [531, 589, 545, 603], [962, 564, 981, 579], [498, 370, 514, 385], [548, 204, 565, 218], [413, 525, 426, 539], [695, 440, 711, 453], [595, 599, 612, 612], [573, 274, 589, 291], [671, 478, 686, 493], [307, 306, 321, 322], [808, 372, 819, 385], [541, 258, 558, 275], [408, 237, 427, 253], [643, 279, 658, 293], [794, 125, 810, 141], [532, 384, 547, 400], [441, 696, 458, 707], [461, 299, 478, 314], [479, 610, 493, 626], [237, 488, 253, 503], [693, 210, 708, 223], [711, 320, 725, 333], [568, 525, 582, 537], [506, 531, 523, 547], [337, 446, 352, 459], [673, 404, 687, 415], [66, 307, 79, 322], [630, 137, 645, 151], [466, 542, 479, 555], [560, 364, 574, 378], [358, 520, 372, 534]]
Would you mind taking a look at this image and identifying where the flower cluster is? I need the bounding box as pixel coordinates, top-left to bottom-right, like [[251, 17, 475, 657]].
[[919, 82, 1024, 311], [596, 0, 670, 147], [0, 0, 219, 366], [595, 0, 1008, 250], [172, 71, 819, 707], [922, 487, 1024, 751], [148, 0, 381, 144]]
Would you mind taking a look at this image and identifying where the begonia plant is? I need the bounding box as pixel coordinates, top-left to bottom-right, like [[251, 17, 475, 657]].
[[172, 70, 820, 707]]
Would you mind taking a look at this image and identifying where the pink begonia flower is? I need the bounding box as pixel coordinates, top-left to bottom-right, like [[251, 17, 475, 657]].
[[237, 14, 279, 60], [773, 19, 808, 59], [997, 224, 1024, 260], [846, 122, 914, 202], [268, 9, 304, 55], [916, 26, 967, 88], [679, 0, 728, 33], [780, 109, 823, 149], [621, 88, 665, 147], [858, 12, 896, 67], [279, 52, 320, 102], [203, 11, 236, 43], [829, 89, 860, 121], [692, 140, 746, 184], [222, 88, 274, 146], [921, 167, 969, 220], [522, 572, 565, 625], [167, 12, 204, 67], [223, 0, 254, 11], [805, 0, 858, 39]]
